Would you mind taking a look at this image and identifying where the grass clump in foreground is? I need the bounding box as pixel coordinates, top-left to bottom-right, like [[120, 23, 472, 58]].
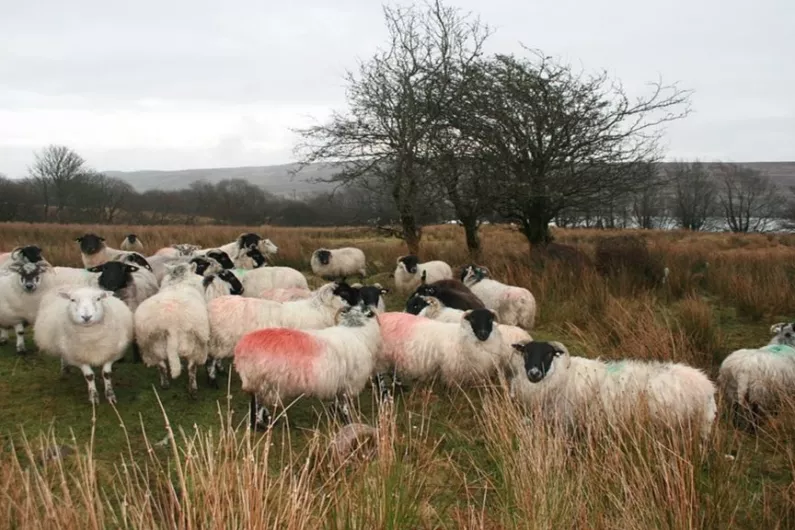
[[1, 222, 795, 528]]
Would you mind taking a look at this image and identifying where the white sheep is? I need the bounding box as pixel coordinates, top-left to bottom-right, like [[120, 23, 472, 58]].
[[133, 262, 210, 398], [234, 302, 382, 429], [257, 287, 312, 302], [0, 245, 48, 271], [0, 261, 55, 354], [510, 341, 717, 442], [350, 282, 389, 313], [414, 295, 468, 323], [232, 266, 309, 293], [393, 255, 453, 294], [310, 247, 366, 280], [153, 244, 202, 259], [33, 286, 134, 404], [205, 281, 359, 387], [202, 270, 245, 302], [197, 233, 278, 264], [120, 234, 144, 253], [717, 322, 795, 430], [461, 265, 537, 330], [375, 309, 508, 392], [75, 233, 125, 269]]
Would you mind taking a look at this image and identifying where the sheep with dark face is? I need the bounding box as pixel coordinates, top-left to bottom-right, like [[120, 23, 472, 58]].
[[393, 255, 453, 294], [120, 234, 144, 253], [0, 245, 46, 270], [718, 322, 795, 431], [406, 276, 485, 313], [115, 252, 154, 272], [202, 270, 245, 301], [188, 250, 235, 278], [76, 233, 124, 269], [0, 261, 53, 354], [510, 341, 717, 442], [460, 264, 537, 330], [233, 246, 270, 269], [351, 282, 389, 313], [310, 247, 366, 281]]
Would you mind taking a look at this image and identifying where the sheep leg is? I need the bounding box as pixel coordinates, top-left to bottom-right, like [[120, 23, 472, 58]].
[[205, 356, 220, 388], [375, 373, 392, 401], [80, 365, 99, 405], [14, 323, 26, 354], [187, 361, 198, 399], [158, 362, 171, 389], [102, 361, 116, 404], [215, 358, 226, 374], [60, 357, 71, 377], [250, 394, 271, 431], [0, 328, 8, 344], [333, 394, 353, 424]]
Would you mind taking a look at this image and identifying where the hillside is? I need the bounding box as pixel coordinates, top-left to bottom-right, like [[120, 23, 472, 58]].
[[107, 160, 795, 196]]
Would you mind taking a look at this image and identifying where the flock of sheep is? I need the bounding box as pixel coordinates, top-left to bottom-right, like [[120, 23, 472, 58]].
[[0, 231, 793, 441]]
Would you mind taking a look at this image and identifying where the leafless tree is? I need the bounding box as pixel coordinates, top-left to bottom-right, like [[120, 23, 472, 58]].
[[453, 50, 691, 247], [28, 145, 89, 222], [716, 163, 785, 232], [630, 162, 671, 229], [292, 0, 491, 254], [668, 160, 717, 231]]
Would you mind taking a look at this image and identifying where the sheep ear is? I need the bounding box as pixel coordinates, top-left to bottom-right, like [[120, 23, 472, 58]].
[[87, 265, 104, 273], [771, 323, 785, 334], [462, 309, 473, 319], [99, 237, 105, 242], [373, 282, 382, 289], [351, 283, 362, 289], [380, 287, 390, 295], [57, 291, 71, 300], [420, 270, 427, 283], [511, 343, 525, 353], [75, 237, 83, 242], [125, 264, 140, 273]]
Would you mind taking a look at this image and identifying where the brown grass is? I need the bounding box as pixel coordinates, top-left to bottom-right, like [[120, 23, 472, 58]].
[[1, 222, 794, 528]]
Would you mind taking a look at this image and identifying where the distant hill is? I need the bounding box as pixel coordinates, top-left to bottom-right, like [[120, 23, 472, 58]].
[[106, 161, 795, 196]]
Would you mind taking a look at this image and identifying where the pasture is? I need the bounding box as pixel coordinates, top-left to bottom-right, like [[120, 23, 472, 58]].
[[1, 222, 794, 529]]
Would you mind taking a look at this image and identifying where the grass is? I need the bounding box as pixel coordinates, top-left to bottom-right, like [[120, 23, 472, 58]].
[[1, 222, 795, 528]]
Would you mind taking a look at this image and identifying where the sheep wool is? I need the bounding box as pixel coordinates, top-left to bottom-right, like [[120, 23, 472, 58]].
[[511, 341, 717, 442], [718, 322, 795, 428], [134, 262, 210, 397], [310, 247, 367, 280], [34, 286, 133, 404], [461, 265, 537, 330], [232, 266, 309, 293], [257, 287, 312, 302], [0, 261, 55, 354], [393, 255, 453, 294], [234, 302, 382, 428]]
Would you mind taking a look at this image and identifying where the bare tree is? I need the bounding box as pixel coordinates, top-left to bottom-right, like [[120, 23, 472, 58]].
[[630, 162, 671, 229], [28, 145, 89, 222], [668, 160, 717, 231], [454, 50, 691, 247], [292, 0, 491, 254], [716, 163, 785, 232]]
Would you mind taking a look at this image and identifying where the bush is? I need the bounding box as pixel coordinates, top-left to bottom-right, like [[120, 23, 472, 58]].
[[594, 235, 666, 290]]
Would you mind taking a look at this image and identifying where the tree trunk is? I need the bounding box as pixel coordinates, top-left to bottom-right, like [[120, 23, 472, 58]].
[[520, 214, 553, 246], [400, 213, 422, 255], [462, 217, 481, 259]]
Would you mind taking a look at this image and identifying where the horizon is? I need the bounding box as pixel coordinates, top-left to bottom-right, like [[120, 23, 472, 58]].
[[2, 0, 793, 178]]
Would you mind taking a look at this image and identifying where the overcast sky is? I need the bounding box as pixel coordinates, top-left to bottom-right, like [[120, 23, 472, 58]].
[[1, 0, 792, 177]]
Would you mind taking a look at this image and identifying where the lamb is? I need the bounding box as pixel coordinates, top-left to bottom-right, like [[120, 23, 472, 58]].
[[234, 301, 382, 429], [460, 264, 537, 330], [232, 265, 309, 293], [310, 247, 366, 281], [76, 233, 125, 269], [205, 281, 359, 388], [133, 262, 210, 398], [405, 277, 485, 313], [350, 282, 389, 313], [120, 234, 144, 253], [33, 286, 134, 404], [717, 322, 795, 430], [374, 309, 507, 394], [510, 341, 717, 442], [393, 255, 453, 294], [257, 287, 312, 302]]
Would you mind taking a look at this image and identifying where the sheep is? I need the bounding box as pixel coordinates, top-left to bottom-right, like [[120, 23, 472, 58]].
[[114, 251, 154, 273], [198, 233, 278, 263], [205, 281, 359, 388], [310, 247, 366, 281], [202, 270, 245, 302], [405, 277, 485, 313], [460, 264, 537, 330], [120, 234, 144, 253], [373, 309, 507, 397], [257, 287, 312, 302], [393, 255, 453, 294], [87, 261, 158, 314], [0, 245, 46, 270], [413, 295, 468, 323], [234, 301, 382, 429], [232, 246, 272, 269], [133, 262, 210, 398], [509, 341, 717, 442], [76, 233, 124, 269], [232, 265, 309, 293], [0, 261, 55, 354], [153, 244, 202, 258], [717, 322, 795, 431], [350, 282, 389, 313], [33, 286, 134, 404]]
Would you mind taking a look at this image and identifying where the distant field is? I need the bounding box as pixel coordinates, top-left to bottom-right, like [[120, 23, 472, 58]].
[[1, 222, 794, 528]]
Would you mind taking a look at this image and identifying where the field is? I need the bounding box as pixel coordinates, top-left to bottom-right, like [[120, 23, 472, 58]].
[[1, 222, 795, 529]]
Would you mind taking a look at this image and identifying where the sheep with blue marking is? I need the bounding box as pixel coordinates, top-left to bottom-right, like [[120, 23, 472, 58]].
[[718, 322, 795, 430]]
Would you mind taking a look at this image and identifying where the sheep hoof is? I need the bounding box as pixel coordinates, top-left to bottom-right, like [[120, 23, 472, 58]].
[[88, 393, 99, 405], [216, 362, 226, 374], [0, 337, 7, 345], [106, 391, 117, 404], [188, 388, 198, 400], [160, 381, 171, 390], [16, 347, 27, 355], [209, 377, 220, 390]]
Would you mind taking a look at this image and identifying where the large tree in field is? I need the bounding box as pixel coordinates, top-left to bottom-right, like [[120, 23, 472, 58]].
[[456, 50, 691, 247], [293, 0, 490, 254], [715, 163, 784, 232], [668, 160, 717, 231], [28, 145, 90, 222]]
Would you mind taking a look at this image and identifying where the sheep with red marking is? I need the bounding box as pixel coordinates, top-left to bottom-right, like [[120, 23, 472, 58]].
[[393, 255, 453, 294], [234, 302, 382, 429], [510, 341, 717, 442], [718, 322, 795, 430], [205, 281, 359, 387], [460, 265, 537, 330]]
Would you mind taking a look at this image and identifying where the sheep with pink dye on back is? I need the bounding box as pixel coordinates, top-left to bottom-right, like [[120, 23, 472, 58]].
[[233, 301, 382, 430]]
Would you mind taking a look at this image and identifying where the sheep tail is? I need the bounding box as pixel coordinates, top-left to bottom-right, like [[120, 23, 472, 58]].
[[166, 332, 182, 379]]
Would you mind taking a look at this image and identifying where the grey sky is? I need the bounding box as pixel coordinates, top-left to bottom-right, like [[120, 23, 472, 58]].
[[1, 0, 792, 177]]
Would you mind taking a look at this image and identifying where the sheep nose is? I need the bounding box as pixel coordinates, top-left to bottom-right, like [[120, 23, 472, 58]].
[[527, 368, 543, 382], [81, 314, 91, 323]]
